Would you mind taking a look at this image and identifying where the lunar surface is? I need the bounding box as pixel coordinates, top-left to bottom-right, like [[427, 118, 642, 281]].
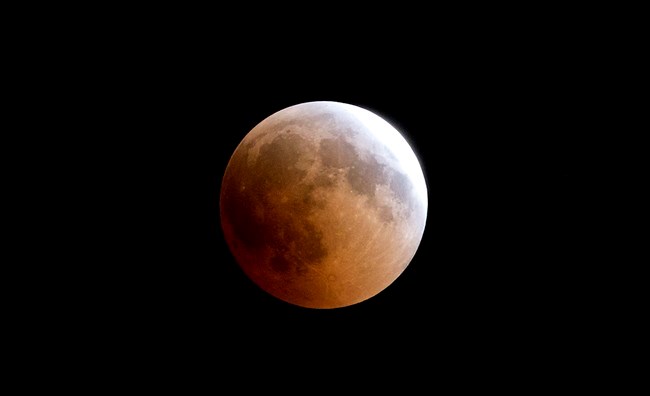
[[220, 101, 428, 309]]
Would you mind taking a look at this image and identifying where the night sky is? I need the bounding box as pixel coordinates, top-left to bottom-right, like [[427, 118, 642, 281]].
[[122, 58, 597, 364], [69, 10, 615, 387]]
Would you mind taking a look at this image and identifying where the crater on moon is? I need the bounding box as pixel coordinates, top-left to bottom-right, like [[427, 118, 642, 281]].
[[220, 101, 427, 309]]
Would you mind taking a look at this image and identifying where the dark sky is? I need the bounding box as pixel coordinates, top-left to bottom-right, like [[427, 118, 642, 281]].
[[117, 58, 597, 363], [66, 10, 617, 387]]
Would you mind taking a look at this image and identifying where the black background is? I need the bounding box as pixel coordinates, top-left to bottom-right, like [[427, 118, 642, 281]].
[[41, 6, 625, 388]]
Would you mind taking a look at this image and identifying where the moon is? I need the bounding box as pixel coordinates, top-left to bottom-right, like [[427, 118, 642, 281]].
[[220, 101, 427, 309]]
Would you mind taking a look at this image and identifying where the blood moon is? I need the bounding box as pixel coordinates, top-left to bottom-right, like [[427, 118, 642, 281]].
[[220, 101, 427, 309]]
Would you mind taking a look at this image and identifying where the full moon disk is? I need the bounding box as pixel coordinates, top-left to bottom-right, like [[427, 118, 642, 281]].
[[220, 101, 427, 309]]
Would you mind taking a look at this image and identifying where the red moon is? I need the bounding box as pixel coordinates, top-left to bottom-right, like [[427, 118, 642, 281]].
[[220, 101, 427, 309]]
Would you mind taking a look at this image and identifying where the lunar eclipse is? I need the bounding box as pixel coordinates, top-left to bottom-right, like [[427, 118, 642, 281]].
[[220, 101, 428, 309]]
